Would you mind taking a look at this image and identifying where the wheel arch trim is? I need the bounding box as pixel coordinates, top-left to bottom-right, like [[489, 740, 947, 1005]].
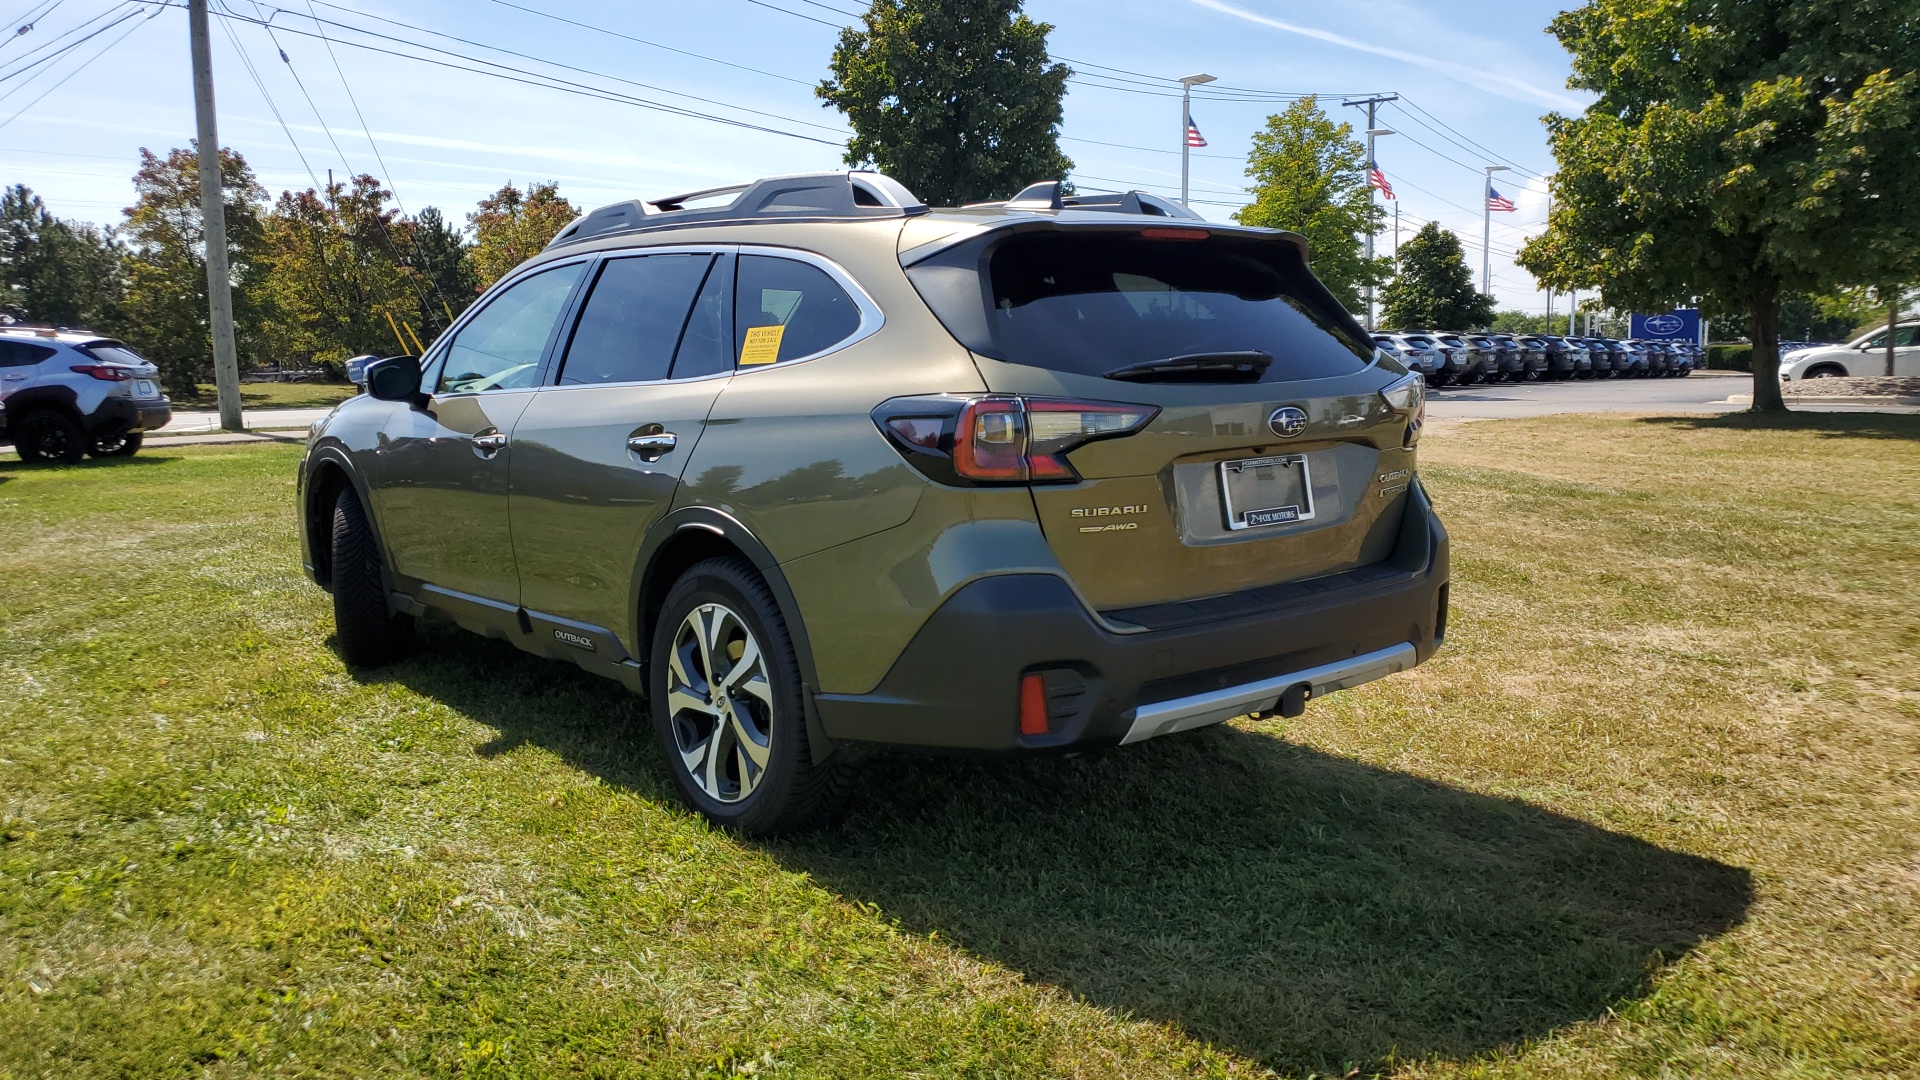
[[300, 444, 391, 592], [630, 505, 836, 763]]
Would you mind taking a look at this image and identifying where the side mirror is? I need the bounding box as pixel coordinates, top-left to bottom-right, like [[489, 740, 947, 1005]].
[[367, 355, 425, 405]]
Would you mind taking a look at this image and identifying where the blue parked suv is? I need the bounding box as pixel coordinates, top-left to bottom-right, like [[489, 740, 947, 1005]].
[[0, 327, 171, 462]]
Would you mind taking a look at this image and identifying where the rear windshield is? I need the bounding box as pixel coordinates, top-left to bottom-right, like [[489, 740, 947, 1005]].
[[909, 230, 1375, 382], [1399, 335, 1435, 347], [78, 344, 149, 367]]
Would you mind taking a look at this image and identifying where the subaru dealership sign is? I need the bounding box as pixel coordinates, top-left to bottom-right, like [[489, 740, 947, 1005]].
[[1631, 309, 1702, 342]]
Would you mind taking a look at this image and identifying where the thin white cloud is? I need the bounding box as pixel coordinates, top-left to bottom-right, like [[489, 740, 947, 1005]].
[[1183, 0, 1585, 112]]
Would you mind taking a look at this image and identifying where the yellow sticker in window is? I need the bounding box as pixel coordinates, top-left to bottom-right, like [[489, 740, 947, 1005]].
[[739, 324, 785, 366]]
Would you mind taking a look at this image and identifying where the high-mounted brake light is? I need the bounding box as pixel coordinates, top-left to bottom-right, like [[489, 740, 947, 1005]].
[[70, 365, 131, 382], [1140, 227, 1209, 241], [874, 394, 1159, 485]]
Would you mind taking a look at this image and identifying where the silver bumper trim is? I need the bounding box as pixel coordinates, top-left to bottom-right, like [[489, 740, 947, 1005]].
[[1118, 642, 1417, 745]]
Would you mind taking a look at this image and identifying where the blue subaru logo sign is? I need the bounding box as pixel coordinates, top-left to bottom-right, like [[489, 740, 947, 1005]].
[[1631, 309, 1701, 341], [1268, 406, 1309, 438]]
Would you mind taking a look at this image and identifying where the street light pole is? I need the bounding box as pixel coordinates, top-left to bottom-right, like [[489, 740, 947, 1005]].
[[188, 0, 243, 432], [1178, 73, 1215, 209], [1481, 164, 1510, 296]]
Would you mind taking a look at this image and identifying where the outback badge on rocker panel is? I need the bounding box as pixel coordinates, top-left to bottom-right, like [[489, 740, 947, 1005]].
[[1268, 405, 1309, 438]]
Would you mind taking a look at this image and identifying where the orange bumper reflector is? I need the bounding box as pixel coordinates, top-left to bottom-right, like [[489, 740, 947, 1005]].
[[1018, 673, 1049, 736]]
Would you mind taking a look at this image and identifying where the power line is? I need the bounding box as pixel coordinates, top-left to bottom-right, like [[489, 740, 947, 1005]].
[[185, 3, 847, 146], [0, 0, 67, 53], [0, 2, 137, 84], [217, 10, 320, 189], [1062, 133, 1241, 162], [0, 3, 145, 128], [1393, 97, 1546, 178], [483, 0, 813, 87], [269, 0, 850, 137]]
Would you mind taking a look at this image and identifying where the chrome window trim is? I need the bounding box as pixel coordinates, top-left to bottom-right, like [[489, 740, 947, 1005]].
[[424, 254, 598, 397], [509, 244, 883, 394], [549, 246, 733, 389], [730, 244, 885, 370]]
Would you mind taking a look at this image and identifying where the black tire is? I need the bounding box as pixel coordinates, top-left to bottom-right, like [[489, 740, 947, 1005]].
[[87, 432, 143, 458], [649, 557, 847, 836], [12, 410, 85, 464], [329, 487, 413, 667]]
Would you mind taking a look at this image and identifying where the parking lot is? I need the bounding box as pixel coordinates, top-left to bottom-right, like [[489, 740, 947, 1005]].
[[1426, 371, 1746, 419]]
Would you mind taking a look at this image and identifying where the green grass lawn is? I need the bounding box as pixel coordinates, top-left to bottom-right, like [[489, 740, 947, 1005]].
[[1, 415, 1916, 1077], [181, 382, 359, 410]]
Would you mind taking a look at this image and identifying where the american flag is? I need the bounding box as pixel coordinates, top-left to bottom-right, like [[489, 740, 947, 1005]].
[[1368, 162, 1395, 200], [1487, 185, 1517, 212], [1185, 118, 1207, 147]]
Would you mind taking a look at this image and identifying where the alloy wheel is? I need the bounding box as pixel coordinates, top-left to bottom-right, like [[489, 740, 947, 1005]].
[[664, 602, 774, 804]]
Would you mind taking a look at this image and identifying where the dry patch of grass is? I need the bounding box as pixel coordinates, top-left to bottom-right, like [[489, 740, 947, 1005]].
[[1, 414, 1916, 1077]]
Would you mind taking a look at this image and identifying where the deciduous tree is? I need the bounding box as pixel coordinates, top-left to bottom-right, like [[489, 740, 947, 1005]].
[[117, 145, 269, 397], [1517, 0, 1920, 411], [469, 182, 577, 289], [260, 175, 425, 363], [0, 184, 122, 329], [1381, 222, 1493, 331], [1235, 97, 1388, 314], [818, 0, 1072, 206]]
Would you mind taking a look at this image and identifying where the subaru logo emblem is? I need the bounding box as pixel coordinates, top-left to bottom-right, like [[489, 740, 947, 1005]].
[[1268, 406, 1309, 438], [1644, 314, 1684, 336]]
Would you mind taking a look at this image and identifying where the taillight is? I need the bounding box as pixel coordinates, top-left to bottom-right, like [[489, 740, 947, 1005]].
[[1379, 372, 1424, 446], [875, 394, 1158, 485], [70, 365, 132, 382]]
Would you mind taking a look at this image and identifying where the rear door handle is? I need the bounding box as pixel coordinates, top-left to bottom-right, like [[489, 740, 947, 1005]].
[[470, 432, 508, 458], [626, 432, 678, 461]]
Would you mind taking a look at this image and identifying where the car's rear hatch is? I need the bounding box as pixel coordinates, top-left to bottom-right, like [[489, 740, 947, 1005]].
[[902, 221, 1421, 614]]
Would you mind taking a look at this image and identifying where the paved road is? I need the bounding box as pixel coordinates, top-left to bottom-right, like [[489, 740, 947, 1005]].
[[1425, 372, 1747, 420], [162, 406, 337, 434]]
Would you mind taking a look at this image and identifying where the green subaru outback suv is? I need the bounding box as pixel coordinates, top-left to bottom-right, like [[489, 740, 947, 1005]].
[[297, 171, 1448, 835]]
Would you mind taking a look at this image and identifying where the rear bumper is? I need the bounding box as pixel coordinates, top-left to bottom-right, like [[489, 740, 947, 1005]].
[[813, 481, 1449, 753], [85, 397, 171, 437]]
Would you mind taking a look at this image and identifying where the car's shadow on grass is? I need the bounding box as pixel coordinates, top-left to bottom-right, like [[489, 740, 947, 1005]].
[[0, 453, 182, 474], [1639, 410, 1920, 439], [357, 624, 1752, 1076]]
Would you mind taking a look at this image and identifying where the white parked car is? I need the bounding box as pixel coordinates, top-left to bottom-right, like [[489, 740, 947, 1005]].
[[1780, 323, 1918, 380]]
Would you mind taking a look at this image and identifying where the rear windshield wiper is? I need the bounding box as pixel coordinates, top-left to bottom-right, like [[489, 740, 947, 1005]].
[[1102, 351, 1273, 383]]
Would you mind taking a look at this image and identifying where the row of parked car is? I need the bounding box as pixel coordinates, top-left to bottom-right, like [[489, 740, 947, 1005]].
[[1370, 331, 1705, 386]]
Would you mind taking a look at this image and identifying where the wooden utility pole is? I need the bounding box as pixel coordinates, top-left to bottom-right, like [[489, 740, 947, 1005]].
[[1888, 289, 1899, 378], [188, 0, 243, 432]]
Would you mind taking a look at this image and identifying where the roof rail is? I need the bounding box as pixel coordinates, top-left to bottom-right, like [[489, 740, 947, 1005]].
[[545, 171, 929, 250], [995, 180, 1205, 221]]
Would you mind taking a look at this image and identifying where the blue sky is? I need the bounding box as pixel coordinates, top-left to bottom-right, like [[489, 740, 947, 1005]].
[[0, 0, 1590, 311]]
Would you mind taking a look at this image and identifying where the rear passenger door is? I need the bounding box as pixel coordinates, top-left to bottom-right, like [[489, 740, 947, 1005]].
[[508, 249, 736, 653]]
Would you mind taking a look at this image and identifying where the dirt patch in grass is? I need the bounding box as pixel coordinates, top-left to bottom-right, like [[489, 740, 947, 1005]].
[[1, 418, 1916, 1077]]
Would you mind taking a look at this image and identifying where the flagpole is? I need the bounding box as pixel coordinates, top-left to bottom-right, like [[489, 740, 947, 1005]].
[[1181, 81, 1190, 208], [1178, 74, 1215, 209], [1481, 164, 1509, 296]]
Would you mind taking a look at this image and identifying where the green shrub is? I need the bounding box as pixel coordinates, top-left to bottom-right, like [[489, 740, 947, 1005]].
[[1706, 344, 1752, 371]]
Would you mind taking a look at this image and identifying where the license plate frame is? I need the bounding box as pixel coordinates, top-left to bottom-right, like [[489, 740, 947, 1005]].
[[133, 379, 157, 399], [1219, 453, 1315, 531]]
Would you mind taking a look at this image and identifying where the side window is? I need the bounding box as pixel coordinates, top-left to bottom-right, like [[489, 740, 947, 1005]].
[[0, 340, 55, 367], [558, 254, 713, 385], [671, 254, 734, 380], [733, 255, 862, 367], [438, 262, 585, 393]]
